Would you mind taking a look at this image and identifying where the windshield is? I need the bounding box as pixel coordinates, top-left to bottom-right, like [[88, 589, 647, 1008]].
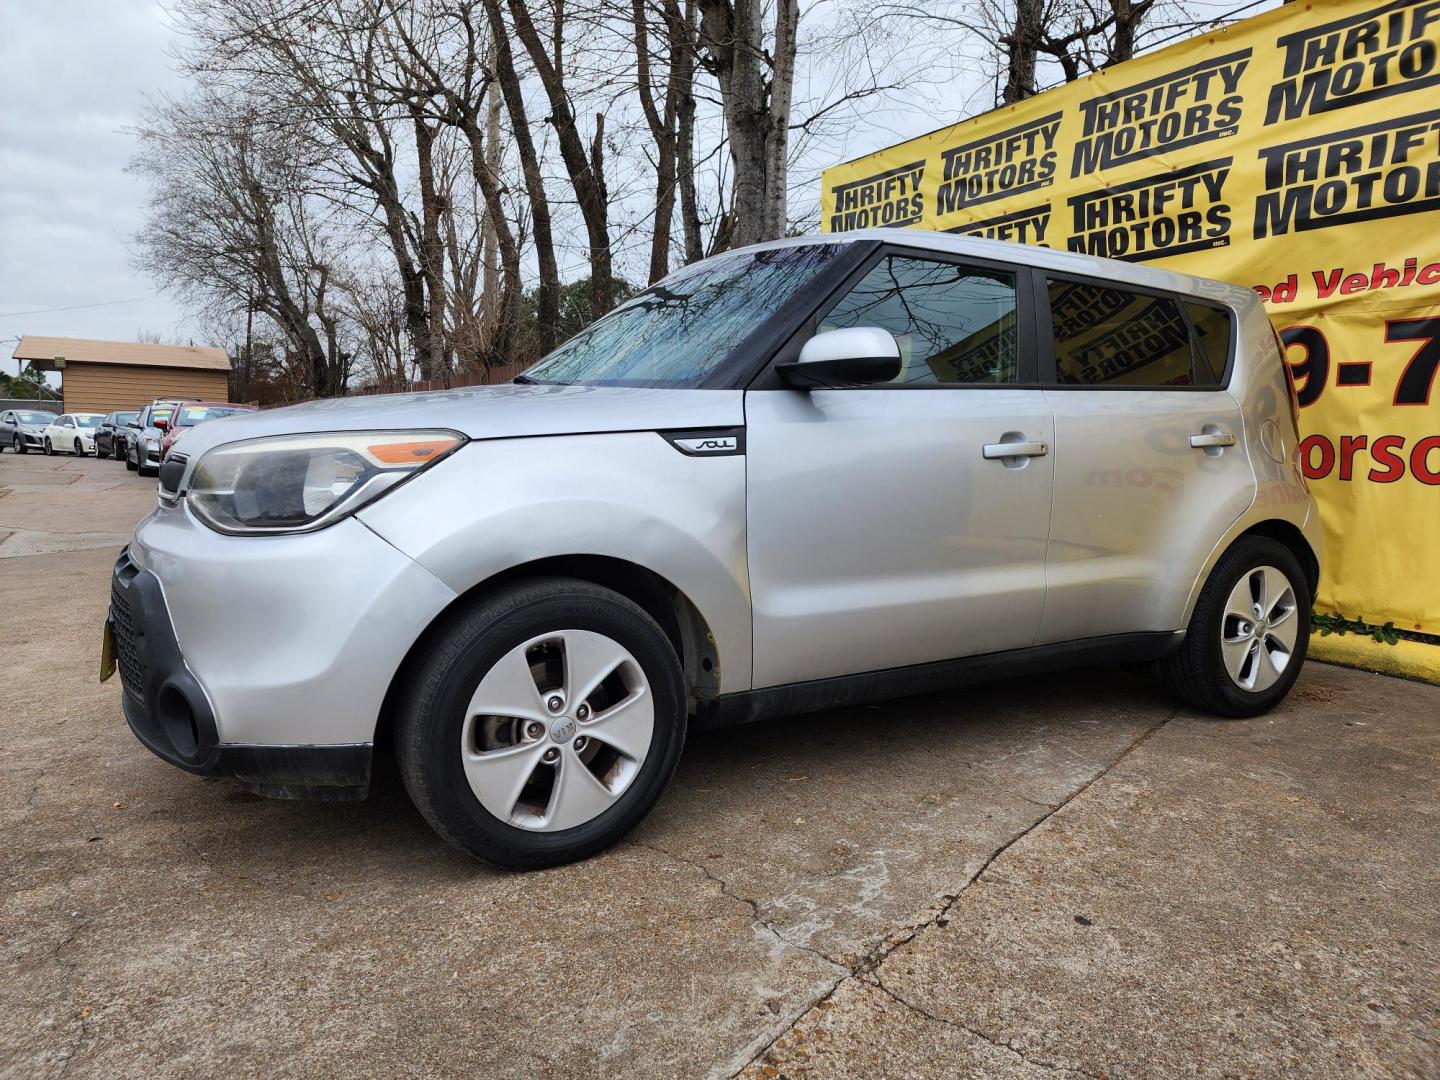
[[177, 405, 247, 425], [521, 245, 842, 387], [116, 412, 138, 424], [75, 415, 102, 428], [148, 409, 173, 427], [16, 412, 54, 425]]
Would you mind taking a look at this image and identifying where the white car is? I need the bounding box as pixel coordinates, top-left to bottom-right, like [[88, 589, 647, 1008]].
[[42, 413, 104, 456]]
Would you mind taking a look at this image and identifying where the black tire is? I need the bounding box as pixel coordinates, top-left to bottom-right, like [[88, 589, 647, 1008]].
[[74, 438, 84, 456], [1160, 536, 1311, 718], [14, 436, 25, 455], [125, 445, 138, 471], [43, 438, 53, 456], [395, 576, 686, 869]]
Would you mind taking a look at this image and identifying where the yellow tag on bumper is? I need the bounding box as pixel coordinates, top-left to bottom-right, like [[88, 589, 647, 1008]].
[[100, 619, 116, 683]]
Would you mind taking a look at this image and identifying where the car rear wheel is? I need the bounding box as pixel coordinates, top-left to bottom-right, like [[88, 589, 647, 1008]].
[[395, 577, 686, 869], [1160, 536, 1310, 718]]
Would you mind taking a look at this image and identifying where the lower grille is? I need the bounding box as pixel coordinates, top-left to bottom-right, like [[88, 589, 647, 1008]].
[[111, 575, 145, 692]]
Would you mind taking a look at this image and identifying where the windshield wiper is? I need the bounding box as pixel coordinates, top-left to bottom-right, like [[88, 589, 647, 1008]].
[[512, 373, 537, 384]]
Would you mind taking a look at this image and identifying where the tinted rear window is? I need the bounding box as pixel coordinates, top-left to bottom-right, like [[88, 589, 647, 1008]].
[[1048, 280, 1194, 387]]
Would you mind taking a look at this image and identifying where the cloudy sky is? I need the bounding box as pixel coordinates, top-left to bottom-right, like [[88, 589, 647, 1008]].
[[1, 0, 1275, 381], [0, 0, 189, 377]]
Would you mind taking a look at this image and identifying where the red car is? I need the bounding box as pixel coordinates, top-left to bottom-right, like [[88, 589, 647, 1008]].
[[160, 401, 257, 460]]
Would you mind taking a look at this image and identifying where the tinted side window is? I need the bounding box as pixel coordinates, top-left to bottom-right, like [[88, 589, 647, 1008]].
[[1048, 280, 1194, 387], [1185, 302, 1232, 385], [821, 255, 1019, 385]]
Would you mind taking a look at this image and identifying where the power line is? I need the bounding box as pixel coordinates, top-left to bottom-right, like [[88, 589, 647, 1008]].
[[0, 295, 157, 318]]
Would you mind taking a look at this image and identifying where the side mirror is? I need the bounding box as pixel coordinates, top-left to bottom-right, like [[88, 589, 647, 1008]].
[[775, 327, 902, 389], [153, 417, 169, 431]]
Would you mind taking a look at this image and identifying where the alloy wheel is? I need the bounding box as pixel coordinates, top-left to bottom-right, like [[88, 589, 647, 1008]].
[[1220, 565, 1299, 692], [460, 629, 654, 832]]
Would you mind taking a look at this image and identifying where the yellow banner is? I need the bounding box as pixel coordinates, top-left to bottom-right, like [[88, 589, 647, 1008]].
[[821, 0, 1440, 662]]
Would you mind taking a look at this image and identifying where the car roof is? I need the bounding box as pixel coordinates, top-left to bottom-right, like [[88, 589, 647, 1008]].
[[723, 230, 1259, 311]]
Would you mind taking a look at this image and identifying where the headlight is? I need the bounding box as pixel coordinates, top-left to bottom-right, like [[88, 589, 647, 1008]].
[[186, 430, 465, 535]]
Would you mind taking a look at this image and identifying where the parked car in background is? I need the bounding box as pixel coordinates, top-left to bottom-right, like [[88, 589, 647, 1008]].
[[42, 413, 104, 456], [159, 402, 256, 461], [1, 408, 59, 453], [125, 401, 180, 476], [107, 231, 1322, 869], [95, 411, 139, 460]]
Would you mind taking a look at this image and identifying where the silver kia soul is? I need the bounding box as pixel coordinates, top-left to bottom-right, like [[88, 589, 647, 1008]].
[[108, 230, 1321, 867]]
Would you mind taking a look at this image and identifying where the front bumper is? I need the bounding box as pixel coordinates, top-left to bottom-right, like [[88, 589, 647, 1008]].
[[17, 430, 44, 447], [113, 504, 456, 798]]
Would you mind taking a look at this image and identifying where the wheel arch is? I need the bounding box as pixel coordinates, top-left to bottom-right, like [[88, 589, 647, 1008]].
[[1178, 513, 1321, 634], [1238, 519, 1320, 599], [374, 555, 721, 749]]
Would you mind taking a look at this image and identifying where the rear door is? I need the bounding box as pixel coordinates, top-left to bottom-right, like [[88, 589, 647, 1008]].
[[1037, 277, 1255, 643], [745, 248, 1054, 687]]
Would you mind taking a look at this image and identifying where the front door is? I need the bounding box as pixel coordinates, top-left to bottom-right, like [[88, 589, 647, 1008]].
[[745, 250, 1054, 688]]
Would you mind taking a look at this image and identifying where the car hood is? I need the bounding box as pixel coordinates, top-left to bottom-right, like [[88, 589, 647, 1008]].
[[168, 384, 746, 460]]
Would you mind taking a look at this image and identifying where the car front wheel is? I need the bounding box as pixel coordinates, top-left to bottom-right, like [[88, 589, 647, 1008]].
[[13, 436, 25, 455], [395, 577, 686, 869], [1160, 536, 1311, 718], [43, 437, 53, 455]]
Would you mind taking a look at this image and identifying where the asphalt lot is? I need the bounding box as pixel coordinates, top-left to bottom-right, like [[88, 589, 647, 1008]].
[[2, 448, 1437, 1079]]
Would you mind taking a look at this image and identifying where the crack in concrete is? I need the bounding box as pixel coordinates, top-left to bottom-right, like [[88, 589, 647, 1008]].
[[631, 840, 848, 970], [48, 913, 93, 1079], [869, 974, 1087, 1076], [730, 709, 1178, 1078]]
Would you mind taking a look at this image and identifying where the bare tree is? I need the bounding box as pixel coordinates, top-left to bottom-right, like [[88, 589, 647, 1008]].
[[131, 93, 350, 396], [695, 0, 798, 247], [501, 0, 616, 317]]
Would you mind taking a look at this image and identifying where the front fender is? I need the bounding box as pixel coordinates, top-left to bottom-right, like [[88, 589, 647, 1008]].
[[357, 432, 753, 691]]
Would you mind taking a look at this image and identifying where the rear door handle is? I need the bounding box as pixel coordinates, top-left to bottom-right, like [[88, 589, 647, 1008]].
[[982, 440, 1049, 459], [1189, 431, 1236, 448]]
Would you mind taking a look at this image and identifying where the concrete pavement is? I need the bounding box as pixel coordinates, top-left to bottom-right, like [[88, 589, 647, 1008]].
[[2, 450, 1436, 1078]]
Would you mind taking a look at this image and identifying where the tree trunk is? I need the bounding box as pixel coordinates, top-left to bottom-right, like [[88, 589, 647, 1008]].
[[763, 0, 798, 239], [1003, 0, 1042, 103], [482, 0, 562, 351], [697, 0, 797, 248], [676, 0, 704, 264], [480, 68, 502, 344], [505, 0, 613, 318], [633, 0, 679, 283], [411, 112, 448, 378], [1107, 0, 1156, 65]]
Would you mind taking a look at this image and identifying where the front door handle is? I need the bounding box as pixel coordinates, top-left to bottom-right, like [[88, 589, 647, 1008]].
[[1189, 431, 1236, 448], [982, 440, 1049, 459]]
